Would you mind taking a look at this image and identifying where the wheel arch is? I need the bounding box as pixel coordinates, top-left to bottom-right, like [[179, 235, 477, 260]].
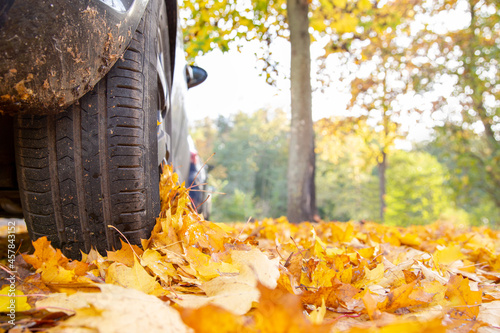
[[0, 0, 181, 115]]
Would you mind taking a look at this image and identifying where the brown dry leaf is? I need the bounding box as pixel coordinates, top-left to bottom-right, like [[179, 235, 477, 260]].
[[36, 284, 190, 333]]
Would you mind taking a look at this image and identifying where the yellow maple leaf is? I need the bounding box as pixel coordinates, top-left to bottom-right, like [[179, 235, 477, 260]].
[[380, 280, 419, 312], [308, 297, 326, 324], [0, 285, 31, 312], [23, 237, 89, 275], [253, 284, 331, 333], [185, 246, 238, 280], [433, 244, 465, 266], [445, 275, 482, 319], [140, 248, 179, 283]]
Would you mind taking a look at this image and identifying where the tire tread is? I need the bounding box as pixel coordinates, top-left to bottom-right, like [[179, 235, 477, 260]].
[[14, 0, 161, 258]]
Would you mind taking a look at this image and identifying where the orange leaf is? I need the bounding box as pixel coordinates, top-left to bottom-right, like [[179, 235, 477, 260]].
[[362, 290, 380, 320], [180, 305, 248, 333], [253, 284, 330, 333], [107, 239, 143, 267], [445, 275, 482, 320]]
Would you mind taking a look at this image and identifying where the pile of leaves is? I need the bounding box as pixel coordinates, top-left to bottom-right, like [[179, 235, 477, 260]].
[[1, 166, 500, 332]]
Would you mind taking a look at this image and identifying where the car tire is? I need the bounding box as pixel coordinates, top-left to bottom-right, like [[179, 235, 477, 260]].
[[14, 0, 169, 259]]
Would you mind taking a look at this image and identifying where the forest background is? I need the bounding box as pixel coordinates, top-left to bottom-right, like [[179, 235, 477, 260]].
[[182, 0, 499, 227]]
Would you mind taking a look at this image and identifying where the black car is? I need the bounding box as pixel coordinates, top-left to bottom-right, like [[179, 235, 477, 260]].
[[0, 0, 206, 258]]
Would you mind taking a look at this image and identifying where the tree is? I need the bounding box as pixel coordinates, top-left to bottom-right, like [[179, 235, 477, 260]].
[[180, 0, 416, 222], [346, 1, 427, 221], [394, 0, 500, 225], [315, 117, 379, 221], [190, 117, 217, 163], [423, 138, 500, 226], [190, 110, 289, 221], [286, 0, 316, 222], [430, 0, 500, 218], [385, 150, 452, 226], [315, 118, 453, 225]]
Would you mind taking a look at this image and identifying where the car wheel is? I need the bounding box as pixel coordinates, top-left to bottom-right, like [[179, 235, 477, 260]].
[[14, 0, 170, 259]]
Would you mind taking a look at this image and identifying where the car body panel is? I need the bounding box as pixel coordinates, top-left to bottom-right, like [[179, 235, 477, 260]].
[[169, 25, 190, 182], [0, 0, 148, 115]]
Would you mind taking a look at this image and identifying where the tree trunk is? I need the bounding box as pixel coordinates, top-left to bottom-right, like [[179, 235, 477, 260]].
[[286, 0, 316, 223], [378, 150, 387, 222]]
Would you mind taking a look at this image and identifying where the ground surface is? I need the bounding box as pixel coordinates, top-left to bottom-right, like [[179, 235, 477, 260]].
[[1, 167, 499, 332]]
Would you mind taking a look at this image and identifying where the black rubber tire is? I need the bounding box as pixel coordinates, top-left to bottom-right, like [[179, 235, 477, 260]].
[[14, 0, 167, 259]]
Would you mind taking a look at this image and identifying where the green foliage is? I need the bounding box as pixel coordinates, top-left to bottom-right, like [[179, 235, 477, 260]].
[[191, 112, 495, 227], [411, 0, 500, 223], [384, 150, 452, 226], [315, 119, 453, 225], [315, 118, 379, 221], [211, 187, 259, 222], [316, 159, 380, 222], [191, 110, 289, 221], [438, 208, 471, 228], [180, 0, 287, 65], [182, 0, 500, 226], [423, 132, 500, 227]]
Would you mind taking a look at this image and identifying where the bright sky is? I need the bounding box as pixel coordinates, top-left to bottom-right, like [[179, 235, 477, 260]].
[[186, 43, 430, 148], [187, 38, 352, 121], [187, 47, 291, 120]]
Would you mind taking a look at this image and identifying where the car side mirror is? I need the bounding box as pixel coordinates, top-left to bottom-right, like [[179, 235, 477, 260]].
[[186, 65, 207, 89]]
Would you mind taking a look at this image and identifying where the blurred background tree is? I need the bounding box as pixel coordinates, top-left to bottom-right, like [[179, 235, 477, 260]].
[[192, 112, 460, 226], [185, 0, 499, 227], [384, 150, 451, 226], [426, 0, 500, 224], [181, 0, 422, 223], [192, 110, 289, 221]]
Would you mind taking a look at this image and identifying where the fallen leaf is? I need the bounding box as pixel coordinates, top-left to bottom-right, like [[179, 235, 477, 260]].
[[179, 304, 247, 333], [36, 284, 189, 333], [105, 257, 163, 295], [0, 285, 31, 312], [478, 301, 500, 327]]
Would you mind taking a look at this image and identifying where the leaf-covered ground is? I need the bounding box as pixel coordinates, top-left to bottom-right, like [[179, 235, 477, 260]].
[[1, 166, 500, 332]]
